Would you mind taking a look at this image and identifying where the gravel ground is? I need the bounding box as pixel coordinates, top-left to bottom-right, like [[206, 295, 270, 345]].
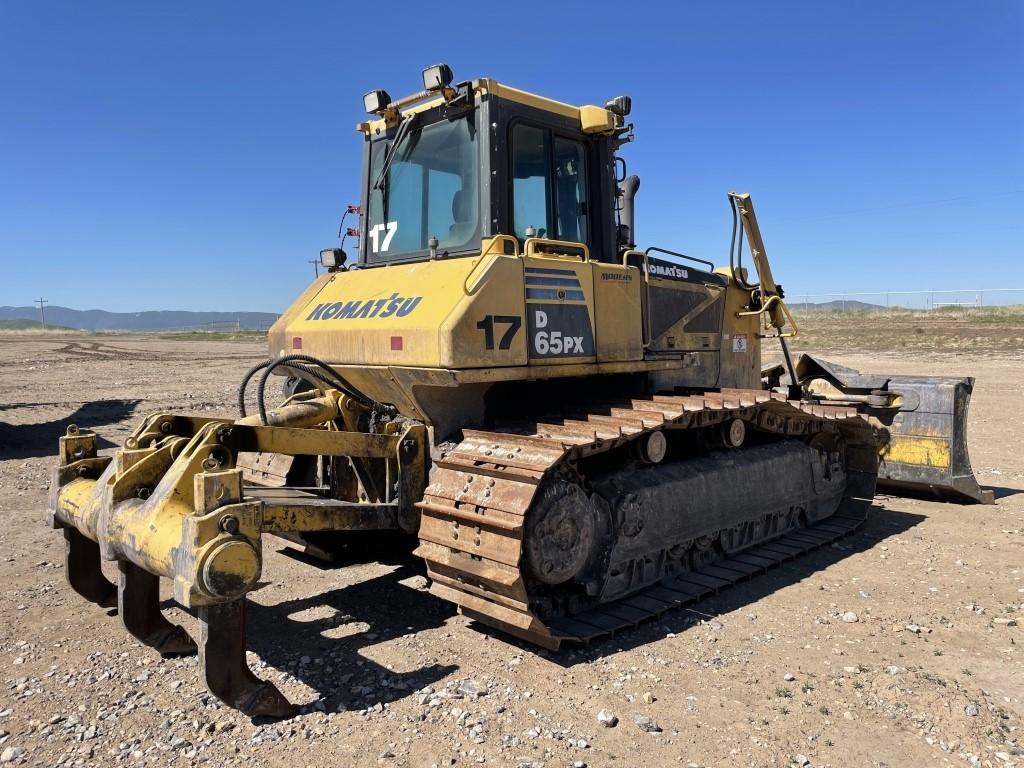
[[0, 335, 1021, 768]]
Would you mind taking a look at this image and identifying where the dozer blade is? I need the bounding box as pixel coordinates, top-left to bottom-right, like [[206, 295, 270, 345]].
[[794, 355, 993, 504]]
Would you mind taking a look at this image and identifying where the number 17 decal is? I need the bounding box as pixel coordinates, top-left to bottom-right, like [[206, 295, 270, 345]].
[[368, 221, 398, 253], [476, 315, 522, 350]]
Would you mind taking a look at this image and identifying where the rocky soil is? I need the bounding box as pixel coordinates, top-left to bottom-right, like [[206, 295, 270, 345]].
[[0, 335, 1021, 767]]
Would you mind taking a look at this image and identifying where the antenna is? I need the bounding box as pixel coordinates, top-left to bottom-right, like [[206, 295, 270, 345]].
[[35, 297, 48, 331], [308, 259, 320, 278]]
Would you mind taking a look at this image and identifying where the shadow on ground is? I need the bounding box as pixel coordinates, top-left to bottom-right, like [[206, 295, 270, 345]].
[[142, 506, 921, 716], [205, 534, 455, 714], [0, 399, 140, 459], [984, 485, 1022, 501]]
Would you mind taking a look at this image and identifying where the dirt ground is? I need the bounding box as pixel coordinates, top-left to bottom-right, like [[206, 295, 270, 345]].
[[0, 334, 1021, 768]]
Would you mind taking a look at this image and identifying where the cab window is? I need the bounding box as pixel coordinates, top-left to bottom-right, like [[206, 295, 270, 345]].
[[511, 123, 588, 244], [365, 111, 480, 264]]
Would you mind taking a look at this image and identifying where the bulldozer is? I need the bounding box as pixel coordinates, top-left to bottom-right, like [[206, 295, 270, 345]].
[[47, 65, 991, 718]]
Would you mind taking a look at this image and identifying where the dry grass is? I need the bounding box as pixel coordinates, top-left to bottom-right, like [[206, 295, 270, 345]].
[[789, 305, 1024, 354]]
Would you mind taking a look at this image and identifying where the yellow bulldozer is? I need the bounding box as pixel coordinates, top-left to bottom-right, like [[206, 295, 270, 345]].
[[48, 65, 991, 718]]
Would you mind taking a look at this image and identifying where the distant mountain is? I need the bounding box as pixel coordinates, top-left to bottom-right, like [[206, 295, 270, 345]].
[[0, 306, 279, 332]]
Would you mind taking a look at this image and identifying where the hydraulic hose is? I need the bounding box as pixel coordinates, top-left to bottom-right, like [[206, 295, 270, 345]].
[[254, 354, 390, 425], [728, 194, 758, 292], [237, 359, 339, 417], [238, 354, 389, 424]]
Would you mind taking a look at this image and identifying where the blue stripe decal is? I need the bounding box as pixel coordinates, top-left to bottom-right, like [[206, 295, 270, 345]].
[[526, 288, 586, 301], [525, 276, 582, 287], [525, 266, 578, 276]]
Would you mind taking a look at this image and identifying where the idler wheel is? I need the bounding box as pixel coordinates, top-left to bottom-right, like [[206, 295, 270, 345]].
[[523, 481, 600, 585]]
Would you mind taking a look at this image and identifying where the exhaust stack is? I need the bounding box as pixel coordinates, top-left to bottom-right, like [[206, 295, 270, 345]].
[[618, 174, 640, 250]]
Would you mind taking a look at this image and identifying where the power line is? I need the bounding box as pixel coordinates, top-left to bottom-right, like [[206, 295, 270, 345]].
[[35, 297, 48, 331]]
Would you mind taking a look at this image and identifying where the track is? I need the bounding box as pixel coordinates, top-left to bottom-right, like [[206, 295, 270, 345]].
[[415, 389, 878, 649]]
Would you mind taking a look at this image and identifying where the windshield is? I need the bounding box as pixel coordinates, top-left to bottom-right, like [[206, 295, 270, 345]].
[[365, 111, 480, 264]]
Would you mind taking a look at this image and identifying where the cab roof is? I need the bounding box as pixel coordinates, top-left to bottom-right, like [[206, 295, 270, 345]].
[[359, 78, 616, 136]]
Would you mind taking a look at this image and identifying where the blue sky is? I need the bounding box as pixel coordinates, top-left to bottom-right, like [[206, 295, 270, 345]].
[[1, 1, 1021, 312]]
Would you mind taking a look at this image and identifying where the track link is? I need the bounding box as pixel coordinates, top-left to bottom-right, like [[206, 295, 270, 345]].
[[414, 388, 878, 649]]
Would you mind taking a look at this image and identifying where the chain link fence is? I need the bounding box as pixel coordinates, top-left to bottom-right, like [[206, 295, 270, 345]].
[[788, 288, 1024, 312]]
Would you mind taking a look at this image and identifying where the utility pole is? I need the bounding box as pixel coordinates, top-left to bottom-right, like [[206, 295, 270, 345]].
[[35, 297, 48, 330], [308, 259, 320, 278]]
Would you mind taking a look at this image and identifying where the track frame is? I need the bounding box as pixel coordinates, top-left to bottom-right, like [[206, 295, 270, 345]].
[[415, 388, 878, 648]]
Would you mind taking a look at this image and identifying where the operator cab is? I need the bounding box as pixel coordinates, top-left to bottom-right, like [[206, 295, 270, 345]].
[[355, 68, 626, 266], [345, 66, 747, 391]]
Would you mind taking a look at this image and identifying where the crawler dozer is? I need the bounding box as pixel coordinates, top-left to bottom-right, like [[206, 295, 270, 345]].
[[48, 65, 991, 717]]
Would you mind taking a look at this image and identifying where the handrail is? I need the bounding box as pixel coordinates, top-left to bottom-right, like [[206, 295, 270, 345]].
[[464, 235, 521, 294], [523, 237, 589, 262], [621, 248, 647, 269], [645, 246, 715, 272], [480, 234, 520, 258]]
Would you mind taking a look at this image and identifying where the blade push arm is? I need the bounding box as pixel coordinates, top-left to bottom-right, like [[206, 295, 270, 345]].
[[728, 192, 793, 334]]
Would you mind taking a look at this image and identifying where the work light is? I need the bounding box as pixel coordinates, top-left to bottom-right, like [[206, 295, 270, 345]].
[[422, 63, 454, 91], [363, 89, 392, 115], [605, 95, 632, 117], [320, 247, 346, 270]]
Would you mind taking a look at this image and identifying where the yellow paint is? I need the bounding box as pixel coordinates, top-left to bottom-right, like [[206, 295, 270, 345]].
[[280, 253, 527, 368], [593, 264, 643, 361], [198, 540, 260, 600], [475, 79, 580, 119], [441, 255, 528, 367], [278, 243, 651, 374], [362, 80, 611, 135], [881, 435, 952, 469], [580, 105, 615, 134]]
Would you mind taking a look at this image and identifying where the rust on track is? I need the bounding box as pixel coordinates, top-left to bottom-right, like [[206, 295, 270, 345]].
[[414, 389, 877, 649]]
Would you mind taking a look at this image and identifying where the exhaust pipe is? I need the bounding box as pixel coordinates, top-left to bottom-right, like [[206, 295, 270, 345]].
[[618, 174, 640, 250]]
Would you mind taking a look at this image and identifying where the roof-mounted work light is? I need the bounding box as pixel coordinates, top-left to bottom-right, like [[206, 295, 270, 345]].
[[421, 63, 454, 92], [363, 89, 392, 115], [605, 95, 632, 118]]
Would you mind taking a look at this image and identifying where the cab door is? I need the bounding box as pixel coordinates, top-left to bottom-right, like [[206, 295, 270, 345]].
[[511, 122, 598, 365]]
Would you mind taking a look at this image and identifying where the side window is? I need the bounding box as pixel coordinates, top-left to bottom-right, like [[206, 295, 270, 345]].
[[511, 123, 588, 244], [553, 137, 587, 243], [512, 124, 550, 239]]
